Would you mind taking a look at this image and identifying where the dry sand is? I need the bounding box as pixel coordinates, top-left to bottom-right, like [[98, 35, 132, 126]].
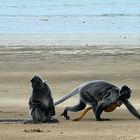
[[0, 44, 140, 140]]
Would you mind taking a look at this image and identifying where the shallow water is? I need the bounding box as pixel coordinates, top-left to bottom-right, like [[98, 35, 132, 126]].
[[0, 0, 140, 34]]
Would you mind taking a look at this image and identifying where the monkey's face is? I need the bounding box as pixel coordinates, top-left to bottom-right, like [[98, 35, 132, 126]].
[[120, 85, 131, 99], [31, 75, 43, 89]]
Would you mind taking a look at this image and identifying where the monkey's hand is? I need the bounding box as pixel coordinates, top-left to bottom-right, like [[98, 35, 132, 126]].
[[60, 110, 70, 120]]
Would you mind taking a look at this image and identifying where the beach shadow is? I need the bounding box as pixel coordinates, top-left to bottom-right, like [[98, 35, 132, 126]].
[[71, 118, 140, 122], [0, 118, 32, 124]]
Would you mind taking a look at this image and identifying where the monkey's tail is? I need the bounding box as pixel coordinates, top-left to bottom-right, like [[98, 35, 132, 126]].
[[72, 107, 92, 121], [54, 87, 80, 105]]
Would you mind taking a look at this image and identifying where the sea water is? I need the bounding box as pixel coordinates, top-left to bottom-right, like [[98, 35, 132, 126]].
[[0, 0, 140, 46], [0, 0, 140, 34]]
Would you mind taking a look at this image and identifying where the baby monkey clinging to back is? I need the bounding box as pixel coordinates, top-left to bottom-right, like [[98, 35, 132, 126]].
[[55, 80, 140, 121]]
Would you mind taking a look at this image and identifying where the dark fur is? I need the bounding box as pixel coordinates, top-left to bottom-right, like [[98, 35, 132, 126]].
[[58, 81, 140, 121], [29, 75, 58, 123]]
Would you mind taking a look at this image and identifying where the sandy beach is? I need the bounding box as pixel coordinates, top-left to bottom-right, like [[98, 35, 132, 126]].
[[0, 42, 140, 140], [0, 0, 140, 139]]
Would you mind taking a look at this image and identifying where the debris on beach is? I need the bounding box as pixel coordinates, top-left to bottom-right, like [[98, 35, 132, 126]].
[[47, 130, 51, 132], [24, 128, 43, 133]]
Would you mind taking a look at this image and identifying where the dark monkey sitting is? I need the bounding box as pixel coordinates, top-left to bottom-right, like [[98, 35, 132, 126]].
[[29, 75, 59, 123], [55, 80, 140, 121]]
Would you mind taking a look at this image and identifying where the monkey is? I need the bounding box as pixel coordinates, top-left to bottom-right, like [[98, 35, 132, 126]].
[[29, 75, 59, 123], [54, 80, 140, 121]]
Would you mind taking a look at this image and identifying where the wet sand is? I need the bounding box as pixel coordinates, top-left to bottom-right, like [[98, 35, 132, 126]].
[[0, 44, 140, 140]]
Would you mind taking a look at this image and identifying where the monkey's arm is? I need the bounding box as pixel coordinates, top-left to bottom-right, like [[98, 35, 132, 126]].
[[48, 95, 55, 116], [44, 83, 56, 116], [95, 89, 119, 121], [123, 99, 140, 119]]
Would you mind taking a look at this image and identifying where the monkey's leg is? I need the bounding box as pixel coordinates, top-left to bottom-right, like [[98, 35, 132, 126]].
[[77, 91, 99, 121], [123, 99, 140, 119], [72, 107, 92, 121], [61, 100, 86, 120], [95, 103, 108, 121], [73, 99, 98, 121], [31, 106, 46, 123], [95, 93, 117, 121], [45, 112, 59, 123]]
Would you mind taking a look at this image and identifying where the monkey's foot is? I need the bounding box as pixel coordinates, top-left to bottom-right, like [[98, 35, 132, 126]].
[[72, 118, 81, 121], [46, 118, 59, 123], [60, 111, 70, 120]]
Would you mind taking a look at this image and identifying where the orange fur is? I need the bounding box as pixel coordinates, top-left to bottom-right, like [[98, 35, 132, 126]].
[[72, 107, 92, 121]]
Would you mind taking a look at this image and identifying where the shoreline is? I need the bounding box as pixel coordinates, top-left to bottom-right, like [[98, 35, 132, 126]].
[[0, 33, 140, 46]]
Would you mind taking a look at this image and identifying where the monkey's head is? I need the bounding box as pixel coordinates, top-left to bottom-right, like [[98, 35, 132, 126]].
[[120, 85, 131, 99], [30, 75, 43, 89]]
